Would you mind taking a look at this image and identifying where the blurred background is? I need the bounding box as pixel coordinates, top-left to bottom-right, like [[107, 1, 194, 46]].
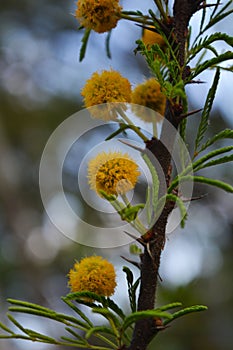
[[0, 0, 232, 349]]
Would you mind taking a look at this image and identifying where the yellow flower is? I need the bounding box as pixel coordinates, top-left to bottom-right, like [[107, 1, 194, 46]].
[[88, 151, 140, 196], [81, 70, 132, 120], [142, 28, 167, 51], [75, 0, 122, 33], [68, 256, 116, 297], [131, 78, 166, 122]]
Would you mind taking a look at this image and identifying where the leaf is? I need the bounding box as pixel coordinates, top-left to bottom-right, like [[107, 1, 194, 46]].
[[166, 194, 188, 228], [8, 306, 89, 329], [164, 305, 208, 326], [195, 154, 233, 171], [156, 302, 182, 312], [61, 297, 93, 327], [193, 146, 233, 171], [122, 310, 172, 331], [85, 326, 116, 340], [192, 52, 233, 79], [79, 28, 91, 61], [205, 3, 233, 32], [92, 307, 121, 335], [106, 298, 126, 320], [0, 321, 14, 334], [23, 329, 57, 343], [188, 33, 233, 63], [198, 129, 233, 153], [169, 175, 233, 193], [123, 266, 134, 285], [194, 68, 220, 152], [105, 30, 112, 59]]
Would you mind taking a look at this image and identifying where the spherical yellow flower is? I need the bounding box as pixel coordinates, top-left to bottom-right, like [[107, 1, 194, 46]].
[[131, 78, 166, 122], [81, 70, 132, 120], [142, 28, 166, 51], [68, 256, 116, 297], [88, 151, 140, 196], [75, 0, 122, 33]]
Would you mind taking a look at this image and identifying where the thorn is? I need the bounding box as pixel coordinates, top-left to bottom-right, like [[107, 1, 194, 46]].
[[118, 139, 145, 152], [187, 80, 206, 84], [179, 108, 202, 121], [123, 231, 147, 247], [181, 193, 208, 202], [120, 255, 141, 269]]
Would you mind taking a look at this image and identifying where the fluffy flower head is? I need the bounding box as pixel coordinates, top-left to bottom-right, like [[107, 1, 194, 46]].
[[132, 78, 166, 122], [81, 70, 131, 120], [142, 28, 166, 51], [68, 256, 116, 297], [75, 0, 122, 33], [88, 151, 140, 196]]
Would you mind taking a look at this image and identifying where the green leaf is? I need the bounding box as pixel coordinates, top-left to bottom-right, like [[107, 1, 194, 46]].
[[198, 129, 233, 153], [205, 3, 233, 32], [164, 305, 208, 326], [169, 175, 233, 193], [65, 291, 104, 303], [23, 329, 57, 343], [105, 30, 112, 59], [166, 194, 188, 228], [7, 314, 27, 334], [8, 306, 89, 329], [195, 154, 233, 171], [85, 326, 116, 340], [65, 327, 87, 343], [92, 307, 121, 336], [79, 28, 91, 61], [142, 153, 160, 224], [194, 68, 220, 152], [106, 298, 126, 320], [156, 302, 182, 312], [188, 33, 233, 63], [123, 266, 134, 285], [61, 297, 93, 327], [193, 146, 233, 171], [0, 321, 14, 334], [122, 310, 172, 331], [192, 52, 233, 79]]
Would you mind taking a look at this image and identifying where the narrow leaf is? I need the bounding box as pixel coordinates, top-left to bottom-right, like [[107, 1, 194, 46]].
[[0, 321, 14, 334], [85, 326, 116, 340], [156, 302, 182, 312], [79, 28, 91, 61], [198, 129, 233, 153], [195, 154, 233, 171], [194, 68, 220, 151], [105, 30, 112, 59], [193, 52, 233, 79], [164, 305, 208, 326], [166, 194, 187, 228], [193, 146, 233, 171], [169, 175, 233, 193], [61, 297, 93, 327], [106, 298, 126, 320], [122, 310, 172, 331]]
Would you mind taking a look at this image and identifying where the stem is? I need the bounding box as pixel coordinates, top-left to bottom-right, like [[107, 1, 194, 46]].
[[117, 108, 149, 142]]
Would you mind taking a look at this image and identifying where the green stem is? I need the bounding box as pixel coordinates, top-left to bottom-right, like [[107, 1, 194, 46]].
[[116, 108, 148, 142], [119, 13, 152, 26], [121, 194, 147, 234]]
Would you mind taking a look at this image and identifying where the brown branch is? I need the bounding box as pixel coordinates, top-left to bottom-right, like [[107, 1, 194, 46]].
[[126, 1, 204, 349]]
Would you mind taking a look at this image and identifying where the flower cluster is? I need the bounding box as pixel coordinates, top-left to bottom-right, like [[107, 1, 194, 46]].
[[81, 70, 131, 120], [88, 151, 140, 196], [142, 28, 166, 51], [132, 78, 166, 121], [75, 0, 122, 33], [68, 256, 116, 297]]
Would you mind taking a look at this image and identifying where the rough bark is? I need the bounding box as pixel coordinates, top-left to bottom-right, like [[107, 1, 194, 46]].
[[126, 1, 204, 349]]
